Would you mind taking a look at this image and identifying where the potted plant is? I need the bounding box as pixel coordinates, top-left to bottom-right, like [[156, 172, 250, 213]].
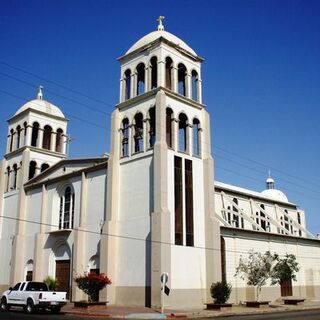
[[235, 250, 276, 307], [271, 254, 302, 304], [74, 272, 111, 307], [206, 281, 232, 310], [43, 276, 58, 291]]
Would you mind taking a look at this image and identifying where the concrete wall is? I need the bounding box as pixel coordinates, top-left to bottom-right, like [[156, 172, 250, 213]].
[[221, 229, 320, 303]]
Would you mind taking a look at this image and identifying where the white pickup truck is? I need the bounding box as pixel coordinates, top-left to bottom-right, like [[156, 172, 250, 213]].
[[0, 281, 67, 314]]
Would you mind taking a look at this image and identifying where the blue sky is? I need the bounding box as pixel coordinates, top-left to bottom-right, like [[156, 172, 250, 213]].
[[1, 0, 320, 233]]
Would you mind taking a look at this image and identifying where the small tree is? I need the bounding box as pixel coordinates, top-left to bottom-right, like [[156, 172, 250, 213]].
[[270, 254, 299, 286], [210, 281, 232, 304], [235, 250, 276, 301], [43, 276, 57, 291], [74, 272, 111, 302]]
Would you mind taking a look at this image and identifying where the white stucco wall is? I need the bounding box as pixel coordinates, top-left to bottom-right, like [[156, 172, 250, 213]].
[[222, 230, 320, 303], [117, 155, 153, 287]]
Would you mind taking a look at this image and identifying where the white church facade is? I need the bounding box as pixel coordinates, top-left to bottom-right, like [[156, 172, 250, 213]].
[[0, 20, 320, 308]]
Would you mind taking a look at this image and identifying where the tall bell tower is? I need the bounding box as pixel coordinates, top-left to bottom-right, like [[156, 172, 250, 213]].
[[0, 87, 68, 288], [101, 18, 221, 308]]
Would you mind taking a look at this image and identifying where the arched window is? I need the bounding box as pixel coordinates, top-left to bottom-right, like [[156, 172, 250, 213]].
[[136, 63, 145, 95], [31, 122, 39, 147], [165, 57, 173, 90], [121, 118, 129, 157], [10, 129, 14, 152], [23, 122, 28, 145], [284, 210, 290, 232], [178, 113, 188, 152], [178, 63, 187, 96], [41, 163, 50, 172], [297, 212, 302, 236], [191, 70, 199, 101], [148, 107, 156, 148], [42, 125, 52, 150], [150, 57, 158, 89], [124, 69, 131, 101], [28, 161, 37, 180], [6, 166, 10, 192], [192, 118, 200, 156], [232, 198, 239, 227], [257, 204, 269, 231], [16, 125, 21, 149], [25, 260, 33, 281], [59, 186, 75, 230], [134, 113, 144, 153], [166, 108, 173, 148], [232, 198, 244, 228], [56, 128, 64, 153], [12, 164, 18, 190]]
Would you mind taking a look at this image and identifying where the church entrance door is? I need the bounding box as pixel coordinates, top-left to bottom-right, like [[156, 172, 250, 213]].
[[56, 260, 71, 299], [280, 278, 293, 296]]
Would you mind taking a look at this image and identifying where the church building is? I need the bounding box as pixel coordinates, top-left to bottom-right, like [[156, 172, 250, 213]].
[[0, 19, 319, 308]]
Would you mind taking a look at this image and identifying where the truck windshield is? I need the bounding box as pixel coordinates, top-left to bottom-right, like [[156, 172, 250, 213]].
[[25, 282, 48, 291]]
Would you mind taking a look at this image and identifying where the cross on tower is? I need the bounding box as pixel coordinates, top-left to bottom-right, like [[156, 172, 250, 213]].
[[157, 16, 165, 31]]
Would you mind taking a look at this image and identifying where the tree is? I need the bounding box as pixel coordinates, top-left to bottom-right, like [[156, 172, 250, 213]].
[[74, 272, 111, 302], [270, 254, 299, 286], [235, 250, 276, 301]]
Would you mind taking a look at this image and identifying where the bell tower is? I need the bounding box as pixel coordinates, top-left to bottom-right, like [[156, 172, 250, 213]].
[[0, 87, 68, 287], [101, 18, 221, 308]]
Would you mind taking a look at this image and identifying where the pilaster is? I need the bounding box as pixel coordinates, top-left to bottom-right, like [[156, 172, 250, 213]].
[[10, 149, 31, 283], [202, 110, 221, 301], [151, 90, 171, 308], [100, 108, 121, 304], [33, 185, 48, 281]]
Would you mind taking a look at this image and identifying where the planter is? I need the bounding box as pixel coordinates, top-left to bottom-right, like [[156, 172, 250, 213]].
[[245, 301, 270, 308], [205, 303, 232, 310], [74, 301, 107, 309]]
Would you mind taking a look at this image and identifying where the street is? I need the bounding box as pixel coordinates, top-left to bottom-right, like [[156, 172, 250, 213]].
[[0, 309, 320, 320]]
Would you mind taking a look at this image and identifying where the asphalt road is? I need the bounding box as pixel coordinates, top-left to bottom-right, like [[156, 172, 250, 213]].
[[0, 309, 320, 320]]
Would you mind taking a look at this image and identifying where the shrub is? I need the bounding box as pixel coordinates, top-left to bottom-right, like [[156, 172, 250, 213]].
[[74, 272, 111, 302], [210, 281, 232, 304], [43, 276, 57, 291]]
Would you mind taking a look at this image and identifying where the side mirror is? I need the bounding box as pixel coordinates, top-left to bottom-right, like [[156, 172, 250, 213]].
[[8, 287, 12, 291]]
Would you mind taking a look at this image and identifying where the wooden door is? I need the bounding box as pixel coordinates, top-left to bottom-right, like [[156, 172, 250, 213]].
[[281, 278, 293, 296], [56, 260, 70, 299]]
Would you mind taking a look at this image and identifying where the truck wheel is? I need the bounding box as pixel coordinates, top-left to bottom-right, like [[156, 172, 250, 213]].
[[0, 297, 10, 312], [51, 306, 61, 314], [25, 299, 35, 314]]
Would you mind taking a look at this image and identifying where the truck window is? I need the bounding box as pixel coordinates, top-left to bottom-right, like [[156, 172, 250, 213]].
[[20, 283, 26, 290], [25, 282, 48, 291], [11, 282, 21, 291]]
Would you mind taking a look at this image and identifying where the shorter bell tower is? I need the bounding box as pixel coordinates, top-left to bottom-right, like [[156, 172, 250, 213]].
[[0, 87, 68, 286]]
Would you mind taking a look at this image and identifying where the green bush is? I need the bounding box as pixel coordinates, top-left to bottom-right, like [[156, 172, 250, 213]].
[[43, 276, 57, 291], [210, 281, 232, 304]]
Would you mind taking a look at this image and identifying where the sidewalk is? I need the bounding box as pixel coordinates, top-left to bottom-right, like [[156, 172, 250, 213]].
[[62, 299, 320, 319]]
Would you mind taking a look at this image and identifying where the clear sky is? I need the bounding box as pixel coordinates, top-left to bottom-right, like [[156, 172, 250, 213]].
[[1, 0, 320, 233]]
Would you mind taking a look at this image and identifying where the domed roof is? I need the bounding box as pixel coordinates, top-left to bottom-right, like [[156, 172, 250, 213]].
[[15, 99, 65, 118], [261, 189, 289, 203], [126, 18, 197, 56], [14, 87, 65, 118], [266, 177, 274, 183]]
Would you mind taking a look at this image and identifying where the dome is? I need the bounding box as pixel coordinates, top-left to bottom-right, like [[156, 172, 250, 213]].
[[126, 30, 197, 56], [261, 189, 289, 202], [14, 99, 65, 118], [266, 177, 274, 183]]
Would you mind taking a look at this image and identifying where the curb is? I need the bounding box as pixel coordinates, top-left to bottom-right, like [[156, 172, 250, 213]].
[[63, 305, 320, 319]]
